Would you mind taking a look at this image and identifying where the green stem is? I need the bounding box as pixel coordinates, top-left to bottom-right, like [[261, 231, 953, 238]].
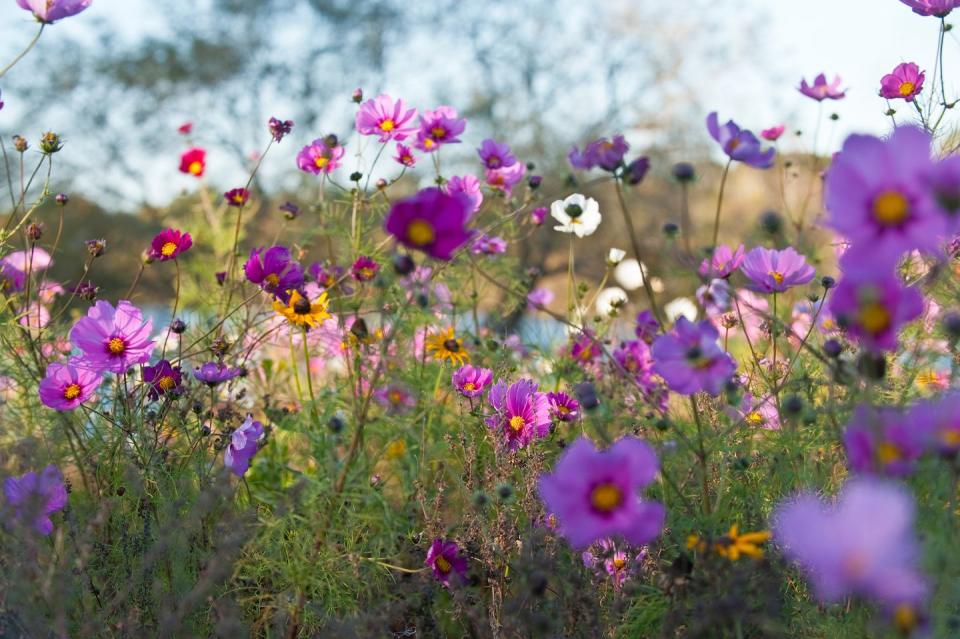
[[0, 24, 44, 80], [710, 159, 732, 249]]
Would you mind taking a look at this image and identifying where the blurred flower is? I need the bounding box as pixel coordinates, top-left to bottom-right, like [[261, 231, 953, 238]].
[[530, 206, 548, 225], [706, 112, 774, 168], [351, 255, 380, 282], [179, 148, 206, 177], [148, 228, 192, 262], [471, 234, 507, 255], [268, 116, 294, 142], [596, 286, 628, 316], [527, 287, 554, 310], [477, 139, 517, 169], [698, 244, 745, 279], [16, 0, 90, 22], [829, 264, 923, 352], [551, 194, 601, 237], [880, 63, 925, 101], [635, 311, 660, 343], [38, 362, 101, 411], [625, 157, 651, 185], [485, 162, 526, 195], [393, 143, 416, 167], [3, 465, 67, 535], [844, 405, 924, 477], [0, 262, 25, 293], [615, 258, 647, 291], [224, 188, 250, 207], [69, 300, 154, 374], [452, 364, 493, 398], [485, 379, 551, 451], [444, 175, 483, 215], [296, 138, 344, 175], [224, 416, 264, 477], [356, 94, 418, 142], [798, 73, 846, 101], [607, 248, 626, 266], [373, 383, 415, 414], [761, 125, 786, 141], [425, 539, 468, 588], [415, 106, 466, 152], [569, 136, 629, 171], [538, 436, 665, 549], [652, 317, 735, 395], [193, 362, 243, 386], [385, 188, 473, 260], [740, 247, 815, 294], [142, 359, 182, 401], [279, 201, 301, 220], [664, 297, 698, 322], [547, 391, 580, 422], [696, 278, 731, 316]]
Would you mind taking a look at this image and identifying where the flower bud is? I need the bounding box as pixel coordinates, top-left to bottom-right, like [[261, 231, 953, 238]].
[[55, 192, 69, 206], [672, 162, 696, 182], [39, 132, 63, 154]]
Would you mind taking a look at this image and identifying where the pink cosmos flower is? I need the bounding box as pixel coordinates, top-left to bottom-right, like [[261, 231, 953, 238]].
[[224, 188, 250, 207], [16, 0, 90, 23], [373, 383, 416, 414], [547, 391, 580, 422], [3, 465, 68, 535], [485, 379, 551, 451], [224, 416, 264, 477], [415, 106, 466, 152], [706, 113, 775, 168], [296, 138, 344, 175], [527, 287, 554, 310], [477, 139, 517, 169], [69, 300, 155, 374], [798, 74, 846, 101], [699, 244, 745, 279], [425, 539, 468, 587], [843, 404, 924, 477], [761, 125, 786, 141], [651, 317, 736, 395], [393, 143, 416, 167], [355, 94, 418, 142], [452, 364, 493, 398], [351, 256, 380, 282], [485, 162, 526, 195], [38, 362, 101, 411], [384, 188, 473, 260], [179, 147, 206, 177], [148, 228, 192, 262], [444, 175, 483, 215], [740, 247, 815, 294], [900, 0, 960, 17], [3, 247, 52, 273], [538, 436, 665, 549], [880, 63, 925, 101], [471, 234, 507, 256]]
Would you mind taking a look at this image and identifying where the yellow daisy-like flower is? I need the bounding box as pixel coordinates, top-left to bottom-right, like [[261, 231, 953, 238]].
[[273, 289, 332, 328], [713, 524, 771, 561], [385, 439, 407, 460], [425, 327, 470, 367]]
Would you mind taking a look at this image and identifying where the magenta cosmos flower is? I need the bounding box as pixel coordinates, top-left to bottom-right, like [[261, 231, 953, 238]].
[[829, 263, 923, 352], [761, 125, 785, 142], [16, 0, 90, 23], [739, 246, 815, 294], [471, 234, 507, 256], [547, 391, 580, 422], [4, 465, 67, 536], [798, 74, 846, 101], [296, 138, 344, 175], [244, 246, 305, 302], [485, 379, 551, 451], [355, 94, 418, 142], [224, 188, 250, 207], [485, 162, 526, 195], [444, 175, 483, 215], [148, 228, 192, 262], [393, 143, 416, 167], [142, 359, 183, 400], [651, 317, 736, 395], [178, 147, 206, 177], [415, 106, 466, 152], [843, 404, 924, 477], [384, 188, 473, 260], [224, 415, 263, 477], [193, 362, 243, 386], [452, 365, 493, 398], [477, 139, 516, 169], [825, 126, 944, 262], [569, 136, 630, 171], [351, 255, 379, 282], [425, 538, 468, 588], [69, 300, 154, 374], [706, 112, 774, 168], [900, 0, 960, 16], [538, 436, 665, 549], [880, 63, 925, 101], [773, 478, 927, 610], [38, 362, 101, 411]]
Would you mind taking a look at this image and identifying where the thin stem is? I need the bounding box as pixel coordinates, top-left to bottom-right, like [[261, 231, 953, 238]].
[[301, 327, 320, 427], [0, 24, 44, 80], [689, 396, 712, 515], [613, 178, 664, 325], [710, 159, 732, 249]]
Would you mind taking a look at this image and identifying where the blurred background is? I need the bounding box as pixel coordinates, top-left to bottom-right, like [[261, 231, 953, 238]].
[[0, 0, 951, 311]]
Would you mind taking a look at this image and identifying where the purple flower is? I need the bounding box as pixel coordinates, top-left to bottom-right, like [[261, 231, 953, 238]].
[[727, 392, 780, 430], [471, 234, 507, 256], [69, 300, 154, 375], [829, 263, 923, 352], [651, 317, 736, 396], [16, 0, 90, 23], [393, 143, 416, 167], [538, 436, 665, 549], [925, 154, 960, 222], [843, 405, 924, 477], [900, 0, 960, 16], [570, 331, 601, 364], [224, 188, 250, 207], [477, 139, 517, 169], [268, 117, 294, 142], [193, 362, 243, 386], [706, 112, 775, 169], [526, 287, 554, 310], [568, 136, 630, 171], [880, 63, 925, 101], [0, 261, 25, 293], [634, 310, 660, 344], [485, 379, 551, 451], [798, 74, 846, 101], [296, 138, 344, 175], [452, 365, 493, 398], [3, 465, 67, 535], [772, 478, 927, 609], [244, 246, 304, 302], [625, 157, 651, 185], [699, 244, 745, 279], [530, 206, 548, 225], [485, 162, 526, 195], [613, 339, 654, 381], [224, 416, 263, 477], [142, 359, 182, 401], [351, 255, 380, 282], [384, 188, 473, 261], [582, 538, 646, 591], [373, 383, 415, 414], [38, 362, 101, 411], [825, 127, 945, 262], [739, 247, 815, 294], [148, 228, 192, 262], [425, 538, 468, 587], [909, 393, 960, 454], [547, 391, 580, 422], [444, 175, 483, 215], [415, 106, 466, 152], [696, 278, 731, 316], [355, 94, 418, 142]]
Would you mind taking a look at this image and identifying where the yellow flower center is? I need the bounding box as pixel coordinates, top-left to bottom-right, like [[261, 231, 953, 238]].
[[160, 241, 178, 257], [422, 138, 436, 149], [768, 271, 784, 285], [430, 126, 447, 139], [108, 337, 126, 355], [612, 557, 627, 570], [158, 375, 176, 391], [859, 302, 892, 335], [509, 415, 526, 432], [265, 273, 280, 288], [942, 430, 960, 447], [359, 268, 375, 280], [188, 161, 203, 175], [877, 442, 902, 464], [314, 156, 329, 169], [872, 190, 909, 226], [894, 604, 918, 634], [232, 193, 245, 203], [434, 556, 452, 574], [389, 391, 403, 404], [380, 119, 395, 132], [898, 81, 916, 97], [407, 219, 435, 246], [590, 483, 623, 513], [745, 411, 764, 426], [63, 383, 81, 400], [463, 382, 476, 391]]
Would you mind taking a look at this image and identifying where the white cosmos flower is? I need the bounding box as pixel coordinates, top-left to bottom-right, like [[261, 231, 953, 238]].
[[614, 258, 647, 290], [607, 248, 627, 266], [650, 277, 664, 293], [665, 297, 698, 323], [550, 194, 601, 237], [595, 286, 628, 316]]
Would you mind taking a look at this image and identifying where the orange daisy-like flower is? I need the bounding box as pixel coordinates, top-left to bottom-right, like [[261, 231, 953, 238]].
[[273, 290, 331, 328], [425, 327, 469, 367]]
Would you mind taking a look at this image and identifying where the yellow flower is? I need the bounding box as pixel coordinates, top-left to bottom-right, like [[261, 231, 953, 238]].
[[273, 289, 332, 328], [425, 327, 470, 367], [385, 439, 407, 459], [713, 524, 771, 561]]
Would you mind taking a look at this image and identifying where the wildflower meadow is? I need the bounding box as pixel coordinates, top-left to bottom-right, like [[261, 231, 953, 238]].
[[5, 0, 960, 637]]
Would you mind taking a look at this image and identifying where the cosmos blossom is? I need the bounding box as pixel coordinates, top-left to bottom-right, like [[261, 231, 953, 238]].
[[538, 436, 665, 549], [899, 0, 960, 17], [477, 139, 517, 169], [797, 74, 846, 101], [706, 112, 775, 168], [244, 246, 305, 302], [452, 365, 493, 399], [651, 317, 736, 395], [485, 162, 526, 195], [355, 94, 418, 142], [16, 0, 91, 23], [414, 106, 466, 152], [761, 125, 786, 141], [485, 379, 551, 451], [843, 404, 924, 477], [142, 359, 183, 401], [425, 539, 468, 588], [880, 63, 925, 101], [3, 465, 68, 535], [69, 300, 155, 374], [551, 194, 601, 237], [38, 362, 101, 411], [547, 391, 580, 422], [384, 188, 473, 260], [569, 136, 630, 171], [296, 138, 344, 175], [739, 247, 815, 294], [179, 148, 206, 177], [148, 229, 192, 262], [224, 416, 264, 477], [444, 175, 483, 215], [829, 263, 923, 352]]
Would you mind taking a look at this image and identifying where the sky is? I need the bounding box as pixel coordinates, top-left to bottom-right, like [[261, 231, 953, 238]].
[[0, 0, 956, 202]]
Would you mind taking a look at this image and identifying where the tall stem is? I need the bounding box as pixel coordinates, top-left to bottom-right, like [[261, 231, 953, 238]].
[[613, 178, 664, 325], [710, 159, 732, 249], [301, 327, 320, 427], [689, 396, 712, 515], [0, 24, 44, 80]]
